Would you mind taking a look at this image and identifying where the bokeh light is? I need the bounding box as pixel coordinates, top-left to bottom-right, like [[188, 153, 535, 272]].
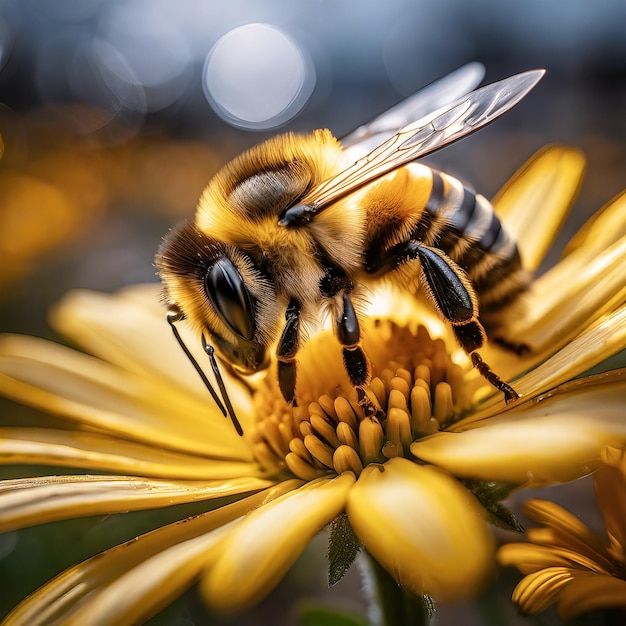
[[203, 23, 316, 130], [97, 2, 193, 112], [0, 17, 13, 76]]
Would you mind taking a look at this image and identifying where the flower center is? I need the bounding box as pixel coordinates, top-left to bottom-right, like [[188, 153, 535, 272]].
[[248, 320, 466, 480]]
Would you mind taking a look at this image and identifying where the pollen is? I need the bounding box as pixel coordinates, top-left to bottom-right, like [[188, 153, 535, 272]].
[[248, 321, 466, 480]]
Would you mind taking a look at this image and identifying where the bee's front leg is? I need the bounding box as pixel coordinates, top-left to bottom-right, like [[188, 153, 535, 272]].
[[334, 292, 370, 388], [319, 265, 370, 389], [277, 299, 301, 404]]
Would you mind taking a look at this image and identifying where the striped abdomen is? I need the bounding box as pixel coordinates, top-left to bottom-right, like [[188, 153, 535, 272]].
[[416, 168, 529, 314]]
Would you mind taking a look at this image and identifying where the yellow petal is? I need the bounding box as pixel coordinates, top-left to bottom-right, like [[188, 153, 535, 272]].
[[497, 542, 609, 576], [0, 427, 262, 479], [412, 373, 626, 486], [471, 312, 626, 422], [0, 335, 251, 459], [557, 572, 626, 620], [493, 237, 626, 363], [49, 286, 253, 415], [63, 526, 231, 626], [511, 567, 574, 615], [0, 474, 275, 532], [2, 484, 299, 626], [200, 472, 354, 613], [520, 499, 616, 573], [477, 192, 626, 394], [593, 460, 626, 557], [49, 285, 208, 394], [561, 189, 626, 258], [346, 457, 494, 602], [498, 543, 568, 574], [522, 499, 603, 547], [493, 145, 585, 270]]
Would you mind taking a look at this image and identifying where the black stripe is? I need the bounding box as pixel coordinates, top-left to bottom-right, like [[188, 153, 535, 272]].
[[477, 211, 503, 252], [449, 186, 477, 232], [410, 170, 444, 244], [436, 186, 478, 260], [478, 271, 529, 313], [474, 251, 522, 293], [426, 171, 444, 216]]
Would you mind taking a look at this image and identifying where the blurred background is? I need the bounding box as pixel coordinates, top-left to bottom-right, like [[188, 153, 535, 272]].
[[0, 1, 624, 624]]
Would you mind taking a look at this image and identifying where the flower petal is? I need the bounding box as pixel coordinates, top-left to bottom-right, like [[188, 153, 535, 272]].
[[515, 306, 626, 397], [557, 572, 626, 620], [200, 472, 354, 613], [561, 189, 626, 259], [593, 450, 626, 559], [412, 373, 626, 486], [0, 474, 274, 532], [3, 481, 299, 626], [498, 543, 573, 574], [497, 543, 609, 576], [346, 458, 494, 602], [511, 567, 574, 615], [49, 286, 254, 416], [492, 237, 626, 367], [493, 145, 585, 270], [0, 335, 251, 459], [521, 499, 611, 561], [0, 427, 261, 479], [471, 310, 626, 422], [478, 191, 626, 394]]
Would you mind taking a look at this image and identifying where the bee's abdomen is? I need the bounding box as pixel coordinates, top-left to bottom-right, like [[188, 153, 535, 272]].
[[423, 170, 529, 312]]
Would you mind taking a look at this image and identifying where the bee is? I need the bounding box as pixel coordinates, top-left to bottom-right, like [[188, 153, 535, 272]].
[[156, 64, 544, 434]]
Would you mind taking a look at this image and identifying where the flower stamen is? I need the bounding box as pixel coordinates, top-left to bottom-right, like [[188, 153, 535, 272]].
[[250, 321, 469, 479]]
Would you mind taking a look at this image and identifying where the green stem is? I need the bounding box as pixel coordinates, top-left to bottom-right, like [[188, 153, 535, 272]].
[[360, 552, 433, 626]]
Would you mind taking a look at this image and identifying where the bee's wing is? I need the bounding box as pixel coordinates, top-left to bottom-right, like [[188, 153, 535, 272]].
[[284, 70, 544, 224], [341, 62, 486, 161]]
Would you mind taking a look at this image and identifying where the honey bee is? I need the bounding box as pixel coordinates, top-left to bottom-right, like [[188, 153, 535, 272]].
[[156, 64, 544, 434]]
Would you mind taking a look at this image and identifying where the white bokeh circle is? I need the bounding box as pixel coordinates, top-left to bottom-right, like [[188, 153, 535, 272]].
[[203, 23, 315, 130]]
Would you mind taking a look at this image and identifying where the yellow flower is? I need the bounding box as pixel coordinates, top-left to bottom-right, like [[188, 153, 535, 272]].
[[0, 146, 625, 624], [498, 446, 626, 620]]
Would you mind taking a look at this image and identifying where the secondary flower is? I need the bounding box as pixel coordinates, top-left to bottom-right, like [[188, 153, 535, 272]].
[[498, 446, 626, 620], [0, 146, 625, 624]]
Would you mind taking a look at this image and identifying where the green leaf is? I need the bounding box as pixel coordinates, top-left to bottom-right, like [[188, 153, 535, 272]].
[[460, 479, 525, 533], [485, 501, 525, 533], [327, 514, 362, 587]]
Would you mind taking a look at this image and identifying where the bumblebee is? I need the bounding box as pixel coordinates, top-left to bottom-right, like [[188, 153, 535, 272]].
[[156, 64, 544, 434]]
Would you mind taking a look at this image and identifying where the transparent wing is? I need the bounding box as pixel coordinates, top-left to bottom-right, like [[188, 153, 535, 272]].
[[341, 62, 486, 161], [288, 70, 544, 221]]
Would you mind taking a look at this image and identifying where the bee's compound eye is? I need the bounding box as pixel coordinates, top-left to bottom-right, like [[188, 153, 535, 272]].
[[204, 257, 255, 340]]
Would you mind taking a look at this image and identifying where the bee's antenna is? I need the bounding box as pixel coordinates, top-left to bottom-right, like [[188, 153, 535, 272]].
[[201, 335, 243, 436], [167, 309, 244, 435]]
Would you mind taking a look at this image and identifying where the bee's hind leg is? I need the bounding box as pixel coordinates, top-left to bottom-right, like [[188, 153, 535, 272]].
[[454, 322, 520, 404], [389, 240, 519, 403]]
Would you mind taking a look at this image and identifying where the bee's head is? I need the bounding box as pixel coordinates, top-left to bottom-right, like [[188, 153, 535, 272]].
[[155, 220, 280, 374]]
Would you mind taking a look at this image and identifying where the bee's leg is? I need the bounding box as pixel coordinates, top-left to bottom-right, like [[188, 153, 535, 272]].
[[319, 265, 370, 387], [389, 241, 519, 403], [276, 299, 301, 404], [454, 322, 519, 403], [334, 292, 370, 387]]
